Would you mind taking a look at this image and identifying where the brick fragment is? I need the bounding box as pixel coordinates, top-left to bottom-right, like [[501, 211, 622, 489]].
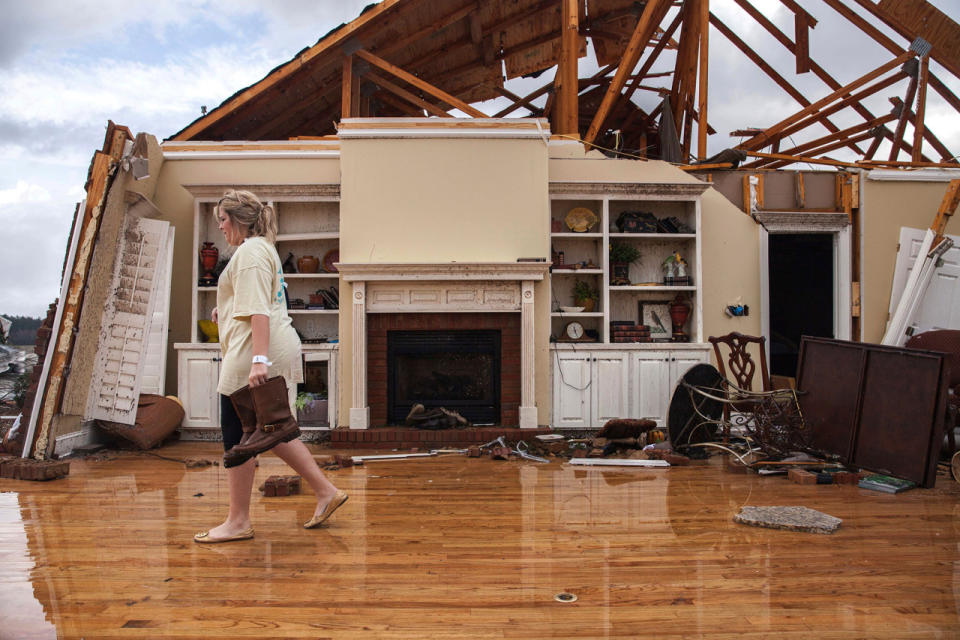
[[788, 468, 817, 485]]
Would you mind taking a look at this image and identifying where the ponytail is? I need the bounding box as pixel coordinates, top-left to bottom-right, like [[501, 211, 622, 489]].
[[216, 190, 277, 243]]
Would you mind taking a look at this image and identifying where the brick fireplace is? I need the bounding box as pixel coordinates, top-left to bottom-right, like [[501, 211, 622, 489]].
[[336, 262, 550, 429], [368, 312, 521, 426]]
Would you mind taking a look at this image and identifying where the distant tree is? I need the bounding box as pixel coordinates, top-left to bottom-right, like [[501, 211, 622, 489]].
[[3, 315, 43, 346]]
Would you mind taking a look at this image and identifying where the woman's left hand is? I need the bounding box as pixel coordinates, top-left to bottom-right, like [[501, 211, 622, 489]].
[[248, 362, 269, 387]]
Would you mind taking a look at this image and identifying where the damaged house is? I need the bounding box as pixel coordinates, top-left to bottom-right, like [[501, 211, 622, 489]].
[[5, 1, 960, 637], [8, 0, 960, 458]]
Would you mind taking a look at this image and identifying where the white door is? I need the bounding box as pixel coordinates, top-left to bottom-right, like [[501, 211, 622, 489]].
[[632, 351, 671, 425], [889, 227, 960, 333], [592, 352, 629, 425], [141, 227, 175, 395], [552, 351, 592, 429]]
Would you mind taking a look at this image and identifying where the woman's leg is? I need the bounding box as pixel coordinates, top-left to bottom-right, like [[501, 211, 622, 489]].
[[204, 457, 257, 537], [271, 439, 339, 516], [202, 395, 257, 537]]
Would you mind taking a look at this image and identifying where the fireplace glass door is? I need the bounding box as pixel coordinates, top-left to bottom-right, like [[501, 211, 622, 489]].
[[387, 330, 501, 424]]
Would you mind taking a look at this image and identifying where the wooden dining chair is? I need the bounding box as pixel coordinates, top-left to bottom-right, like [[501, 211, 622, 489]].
[[707, 332, 771, 441]]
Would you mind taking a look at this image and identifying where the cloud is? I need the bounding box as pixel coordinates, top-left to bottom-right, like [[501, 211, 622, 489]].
[[0, 180, 51, 206]]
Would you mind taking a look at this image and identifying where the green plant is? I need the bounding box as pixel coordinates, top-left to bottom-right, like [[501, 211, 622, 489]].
[[295, 391, 326, 411], [572, 279, 599, 301], [609, 242, 642, 264]]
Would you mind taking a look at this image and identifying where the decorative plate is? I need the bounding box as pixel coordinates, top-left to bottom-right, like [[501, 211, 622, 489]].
[[565, 207, 598, 233], [322, 249, 340, 273]]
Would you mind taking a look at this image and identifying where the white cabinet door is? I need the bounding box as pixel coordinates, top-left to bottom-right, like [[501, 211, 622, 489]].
[[178, 349, 221, 428], [632, 351, 671, 425], [552, 352, 592, 428], [669, 353, 709, 389], [592, 351, 630, 425]]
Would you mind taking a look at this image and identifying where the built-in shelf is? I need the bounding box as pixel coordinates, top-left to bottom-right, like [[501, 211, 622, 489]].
[[198, 286, 216, 292], [551, 312, 605, 317], [288, 309, 339, 315], [608, 233, 696, 239], [551, 269, 603, 275], [276, 232, 339, 242], [609, 285, 697, 292], [551, 232, 603, 238]]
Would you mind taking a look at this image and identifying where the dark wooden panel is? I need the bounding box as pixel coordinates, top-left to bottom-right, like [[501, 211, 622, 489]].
[[796, 338, 864, 460], [796, 336, 949, 487], [855, 350, 944, 485]]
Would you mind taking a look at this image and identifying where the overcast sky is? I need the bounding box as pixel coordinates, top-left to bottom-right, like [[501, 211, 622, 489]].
[[1, 0, 957, 318]]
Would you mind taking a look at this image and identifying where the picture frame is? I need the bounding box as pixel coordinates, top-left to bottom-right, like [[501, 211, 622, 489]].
[[639, 301, 672, 338]]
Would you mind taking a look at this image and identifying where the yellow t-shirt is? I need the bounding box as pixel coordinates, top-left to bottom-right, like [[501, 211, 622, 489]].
[[216, 236, 303, 395]]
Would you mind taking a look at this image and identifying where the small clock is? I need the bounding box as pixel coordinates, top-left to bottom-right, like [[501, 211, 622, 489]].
[[564, 321, 585, 340]]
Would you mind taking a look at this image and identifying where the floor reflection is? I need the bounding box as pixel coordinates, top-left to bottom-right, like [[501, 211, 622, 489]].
[[1, 444, 959, 638]]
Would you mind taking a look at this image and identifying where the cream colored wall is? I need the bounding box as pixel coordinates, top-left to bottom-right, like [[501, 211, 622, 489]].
[[860, 175, 960, 343], [151, 156, 341, 394], [338, 137, 550, 426]]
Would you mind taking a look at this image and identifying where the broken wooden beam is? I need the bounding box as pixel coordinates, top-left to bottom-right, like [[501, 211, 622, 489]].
[[584, 0, 668, 145]]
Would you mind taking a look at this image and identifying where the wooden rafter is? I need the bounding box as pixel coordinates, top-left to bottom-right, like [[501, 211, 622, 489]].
[[367, 71, 452, 118], [610, 11, 682, 125], [492, 87, 543, 117], [912, 55, 930, 163], [746, 113, 898, 169], [819, 0, 960, 115], [888, 59, 920, 161], [737, 50, 914, 152], [697, 0, 709, 160], [170, 0, 403, 140], [888, 97, 951, 162], [711, 12, 865, 156], [557, 0, 580, 135], [354, 49, 487, 118], [585, 0, 668, 145], [732, 0, 880, 129]]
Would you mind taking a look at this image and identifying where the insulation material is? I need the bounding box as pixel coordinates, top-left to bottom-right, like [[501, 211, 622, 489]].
[[86, 217, 171, 424]]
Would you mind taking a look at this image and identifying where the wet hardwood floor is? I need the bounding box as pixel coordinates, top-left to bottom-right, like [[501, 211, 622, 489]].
[[1, 441, 959, 638]]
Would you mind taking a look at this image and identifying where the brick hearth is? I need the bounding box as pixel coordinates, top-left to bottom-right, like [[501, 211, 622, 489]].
[[330, 426, 553, 449], [367, 313, 521, 426]]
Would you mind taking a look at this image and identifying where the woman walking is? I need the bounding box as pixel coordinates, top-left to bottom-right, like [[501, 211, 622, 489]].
[[194, 190, 347, 543]]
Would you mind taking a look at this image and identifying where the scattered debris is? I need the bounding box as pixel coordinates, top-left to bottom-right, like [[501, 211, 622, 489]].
[[260, 475, 301, 497], [733, 506, 841, 535], [0, 455, 70, 480], [404, 403, 470, 429], [569, 458, 670, 468]]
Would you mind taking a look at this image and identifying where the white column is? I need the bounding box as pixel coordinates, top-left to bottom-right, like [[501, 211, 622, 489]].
[[519, 280, 538, 428], [349, 281, 370, 429]]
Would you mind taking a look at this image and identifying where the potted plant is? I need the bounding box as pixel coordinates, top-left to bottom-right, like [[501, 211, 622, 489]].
[[295, 391, 328, 425], [572, 279, 600, 312], [609, 242, 642, 285]]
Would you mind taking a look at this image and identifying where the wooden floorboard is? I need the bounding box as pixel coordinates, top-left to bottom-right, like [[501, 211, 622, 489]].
[[2, 441, 959, 638]]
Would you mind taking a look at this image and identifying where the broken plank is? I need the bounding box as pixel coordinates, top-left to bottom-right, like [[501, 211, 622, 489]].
[[569, 458, 670, 467]]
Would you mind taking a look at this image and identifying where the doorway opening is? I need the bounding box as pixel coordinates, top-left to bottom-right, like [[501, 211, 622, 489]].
[[768, 233, 834, 377]]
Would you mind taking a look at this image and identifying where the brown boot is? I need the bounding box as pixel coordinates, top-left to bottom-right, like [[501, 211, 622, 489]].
[[223, 385, 257, 468], [224, 376, 300, 463]]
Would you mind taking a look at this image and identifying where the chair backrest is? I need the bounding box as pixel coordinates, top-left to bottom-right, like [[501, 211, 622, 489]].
[[905, 329, 960, 388], [708, 332, 771, 391]]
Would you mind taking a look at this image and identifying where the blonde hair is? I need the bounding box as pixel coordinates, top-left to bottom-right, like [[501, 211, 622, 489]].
[[215, 190, 277, 243]]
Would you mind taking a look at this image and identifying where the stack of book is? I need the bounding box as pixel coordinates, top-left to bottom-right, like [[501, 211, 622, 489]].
[[610, 322, 651, 343], [857, 474, 916, 493]]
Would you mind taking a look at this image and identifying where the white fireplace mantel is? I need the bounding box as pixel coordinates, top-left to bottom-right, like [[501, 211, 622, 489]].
[[336, 262, 549, 430], [336, 262, 550, 281]]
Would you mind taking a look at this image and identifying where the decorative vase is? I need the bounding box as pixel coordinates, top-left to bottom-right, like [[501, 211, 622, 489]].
[[297, 255, 319, 273], [199, 242, 218, 285], [669, 295, 690, 342], [576, 297, 596, 313]]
